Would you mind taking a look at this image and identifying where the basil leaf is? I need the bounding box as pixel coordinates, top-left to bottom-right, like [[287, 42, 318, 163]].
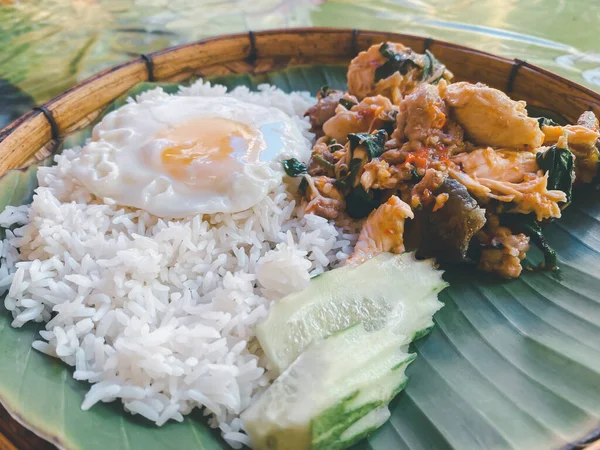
[[317, 84, 330, 98], [382, 120, 396, 136], [421, 50, 435, 81], [282, 158, 308, 177], [411, 167, 423, 182], [298, 177, 309, 196], [500, 214, 558, 269], [378, 42, 396, 59], [422, 50, 446, 84], [335, 158, 363, 190], [536, 144, 575, 204], [375, 43, 419, 82], [313, 154, 335, 170], [522, 220, 558, 269], [537, 117, 559, 128], [381, 110, 398, 136], [347, 130, 387, 160], [339, 98, 357, 109], [346, 185, 382, 219]]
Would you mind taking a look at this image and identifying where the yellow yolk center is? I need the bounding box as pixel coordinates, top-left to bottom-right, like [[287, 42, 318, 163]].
[[157, 118, 261, 186]]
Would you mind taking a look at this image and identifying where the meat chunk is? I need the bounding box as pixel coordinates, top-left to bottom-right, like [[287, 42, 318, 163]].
[[394, 81, 464, 152], [416, 177, 487, 263], [410, 168, 445, 208], [347, 195, 414, 265], [305, 90, 345, 137], [304, 176, 346, 220], [360, 158, 412, 190], [444, 82, 544, 149], [347, 42, 452, 104], [307, 137, 337, 177], [348, 43, 410, 101], [577, 110, 599, 131], [542, 112, 600, 183], [322, 95, 397, 144], [476, 215, 530, 279], [448, 167, 566, 221], [451, 147, 539, 183]]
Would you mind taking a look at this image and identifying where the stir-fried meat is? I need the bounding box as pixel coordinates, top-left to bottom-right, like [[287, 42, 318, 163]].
[[322, 95, 397, 144], [476, 215, 530, 279], [347, 43, 411, 101], [360, 158, 413, 190], [374, 72, 420, 106], [448, 167, 566, 221], [347, 195, 414, 265], [307, 137, 339, 177], [380, 148, 405, 165], [415, 177, 486, 263], [394, 81, 464, 153], [444, 82, 544, 150], [577, 111, 599, 131], [452, 147, 539, 183], [347, 42, 451, 104], [410, 168, 445, 208], [333, 144, 350, 180], [396, 82, 446, 141], [542, 112, 600, 183], [304, 176, 346, 220], [305, 90, 345, 137], [542, 124, 600, 145]]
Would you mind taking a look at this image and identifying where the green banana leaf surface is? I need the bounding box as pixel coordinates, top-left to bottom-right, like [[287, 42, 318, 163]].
[[1, 65, 600, 450]]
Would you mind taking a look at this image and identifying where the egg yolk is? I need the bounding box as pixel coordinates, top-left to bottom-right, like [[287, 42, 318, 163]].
[[157, 118, 261, 186]]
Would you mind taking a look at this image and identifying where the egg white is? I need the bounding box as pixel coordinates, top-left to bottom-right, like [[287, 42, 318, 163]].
[[70, 95, 311, 218]]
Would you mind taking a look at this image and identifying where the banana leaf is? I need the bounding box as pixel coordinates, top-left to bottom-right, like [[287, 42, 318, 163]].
[[1, 65, 600, 450]]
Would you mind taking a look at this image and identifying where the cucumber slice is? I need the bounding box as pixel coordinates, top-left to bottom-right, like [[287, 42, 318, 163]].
[[242, 324, 415, 450], [337, 406, 391, 448], [257, 252, 447, 374]]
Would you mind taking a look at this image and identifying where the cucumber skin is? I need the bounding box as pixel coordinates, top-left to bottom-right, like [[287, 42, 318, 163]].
[[313, 377, 411, 450], [244, 253, 448, 450], [412, 325, 436, 342]]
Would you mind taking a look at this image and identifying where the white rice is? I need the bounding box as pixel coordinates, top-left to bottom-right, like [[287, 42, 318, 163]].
[[0, 80, 357, 447]]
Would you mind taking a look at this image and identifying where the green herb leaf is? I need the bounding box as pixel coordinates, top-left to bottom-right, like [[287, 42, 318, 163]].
[[317, 84, 330, 98], [537, 117, 559, 128], [375, 43, 419, 82], [347, 130, 387, 160], [378, 42, 396, 59], [313, 154, 335, 170], [339, 98, 357, 110], [382, 120, 396, 136], [421, 50, 434, 82], [411, 167, 423, 182], [298, 177, 309, 196], [345, 185, 382, 219], [381, 110, 398, 136], [282, 158, 308, 177], [335, 158, 363, 190], [500, 214, 558, 269], [536, 143, 575, 204], [522, 220, 558, 269], [421, 50, 446, 84]]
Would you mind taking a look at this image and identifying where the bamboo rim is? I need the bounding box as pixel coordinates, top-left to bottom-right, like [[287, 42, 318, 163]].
[[0, 27, 599, 450]]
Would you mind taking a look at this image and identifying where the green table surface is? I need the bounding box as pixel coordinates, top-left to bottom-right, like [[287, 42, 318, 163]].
[[1, 0, 600, 130]]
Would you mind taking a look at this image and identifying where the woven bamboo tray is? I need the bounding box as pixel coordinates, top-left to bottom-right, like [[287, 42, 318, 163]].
[[1, 28, 600, 450]]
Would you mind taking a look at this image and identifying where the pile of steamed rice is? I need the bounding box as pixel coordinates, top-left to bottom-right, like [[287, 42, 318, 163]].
[[0, 81, 356, 448]]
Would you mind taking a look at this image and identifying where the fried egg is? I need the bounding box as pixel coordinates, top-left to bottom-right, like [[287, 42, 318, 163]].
[[70, 94, 311, 217]]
